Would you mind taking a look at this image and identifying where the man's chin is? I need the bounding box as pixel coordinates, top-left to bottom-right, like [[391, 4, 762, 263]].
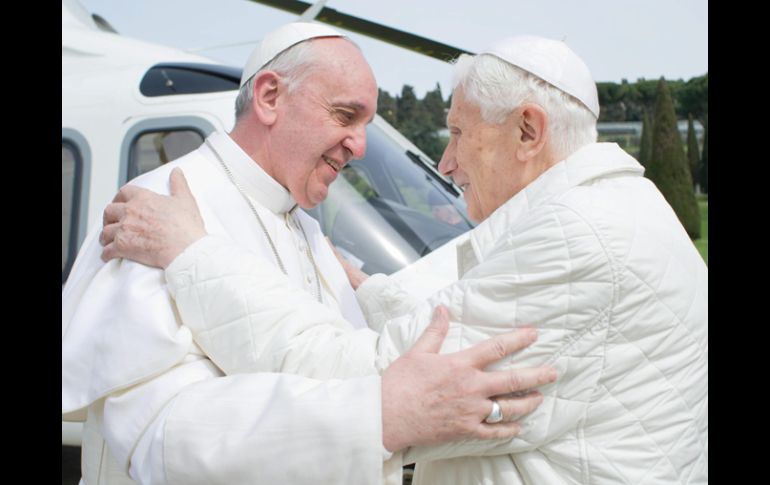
[[299, 189, 329, 209], [463, 195, 481, 222], [297, 200, 321, 210]]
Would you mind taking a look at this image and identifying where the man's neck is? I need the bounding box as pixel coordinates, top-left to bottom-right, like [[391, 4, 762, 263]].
[[516, 150, 560, 192], [228, 122, 277, 183]]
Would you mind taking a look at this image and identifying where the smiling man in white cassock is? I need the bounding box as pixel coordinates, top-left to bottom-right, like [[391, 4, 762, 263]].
[[100, 34, 708, 484], [62, 23, 555, 485]]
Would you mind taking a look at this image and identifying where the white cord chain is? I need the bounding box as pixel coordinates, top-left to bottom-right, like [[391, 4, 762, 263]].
[[205, 139, 322, 303]]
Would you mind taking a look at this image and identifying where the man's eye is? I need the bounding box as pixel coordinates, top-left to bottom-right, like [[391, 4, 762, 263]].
[[336, 110, 355, 122]]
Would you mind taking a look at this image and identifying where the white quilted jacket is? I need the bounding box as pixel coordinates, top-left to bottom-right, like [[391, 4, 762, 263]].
[[167, 143, 708, 484]]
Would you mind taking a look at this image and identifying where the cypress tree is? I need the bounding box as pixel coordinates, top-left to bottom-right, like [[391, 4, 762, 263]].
[[422, 83, 447, 130], [396, 85, 419, 126], [638, 109, 653, 167], [646, 78, 700, 239], [686, 114, 700, 190], [397, 85, 444, 161], [699, 119, 708, 194], [377, 88, 398, 127]]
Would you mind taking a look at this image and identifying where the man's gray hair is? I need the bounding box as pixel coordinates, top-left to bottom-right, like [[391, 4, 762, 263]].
[[235, 40, 318, 120], [235, 37, 360, 120], [452, 53, 597, 160]]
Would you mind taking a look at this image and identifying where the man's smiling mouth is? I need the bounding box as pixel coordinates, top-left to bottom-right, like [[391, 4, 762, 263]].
[[323, 156, 341, 172]]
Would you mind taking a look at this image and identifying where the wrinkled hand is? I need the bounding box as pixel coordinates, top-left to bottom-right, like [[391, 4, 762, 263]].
[[100, 168, 206, 268], [381, 306, 556, 452]]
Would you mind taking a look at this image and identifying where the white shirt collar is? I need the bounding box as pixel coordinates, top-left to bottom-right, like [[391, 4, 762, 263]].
[[205, 131, 297, 214]]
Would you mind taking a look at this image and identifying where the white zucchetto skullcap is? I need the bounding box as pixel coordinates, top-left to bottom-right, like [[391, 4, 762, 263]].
[[482, 35, 600, 118], [240, 22, 346, 87]]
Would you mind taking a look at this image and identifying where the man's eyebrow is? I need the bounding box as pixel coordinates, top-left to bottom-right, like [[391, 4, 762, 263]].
[[335, 101, 376, 124], [334, 101, 364, 111]]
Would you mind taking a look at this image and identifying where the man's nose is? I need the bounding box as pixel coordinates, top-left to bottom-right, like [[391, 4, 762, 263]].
[[344, 125, 367, 160], [437, 146, 456, 176]]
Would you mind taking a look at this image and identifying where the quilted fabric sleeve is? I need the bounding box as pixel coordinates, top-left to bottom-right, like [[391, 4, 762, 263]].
[[165, 235, 389, 378], [387, 203, 616, 462], [355, 273, 423, 333]]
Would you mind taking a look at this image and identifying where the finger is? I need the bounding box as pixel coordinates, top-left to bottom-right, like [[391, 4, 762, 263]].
[[99, 223, 119, 247], [481, 366, 557, 397], [407, 306, 450, 355], [101, 241, 118, 262], [169, 167, 194, 200], [102, 202, 126, 227], [111, 184, 144, 203], [495, 391, 544, 422], [457, 327, 538, 368]]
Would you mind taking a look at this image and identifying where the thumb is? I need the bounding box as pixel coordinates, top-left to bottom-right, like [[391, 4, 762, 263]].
[[408, 306, 450, 355], [169, 167, 194, 200]]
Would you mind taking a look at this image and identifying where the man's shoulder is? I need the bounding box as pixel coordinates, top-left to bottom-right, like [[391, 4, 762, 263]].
[[479, 201, 607, 272], [539, 174, 648, 235], [544, 176, 699, 271]]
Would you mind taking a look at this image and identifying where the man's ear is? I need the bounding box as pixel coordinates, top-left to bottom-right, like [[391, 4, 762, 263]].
[[250, 71, 282, 125], [516, 104, 548, 161]]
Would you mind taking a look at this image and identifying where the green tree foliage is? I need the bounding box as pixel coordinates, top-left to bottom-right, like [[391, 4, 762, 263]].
[[375, 85, 449, 162], [638, 109, 653, 167], [597, 81, 627, 121], [396, 85, 419, 126], [631, 78, 662, 121], [699, 118, 708, 194], [596, 74, 706, 122], [597, 78, 657, 121], [397, 86, 444, 161], [646, 78, 701, 239], [422, 83, 447, 129], [686, 114, 700, 190], [377, 88, 398, 126], [679, 74, 708, 124]]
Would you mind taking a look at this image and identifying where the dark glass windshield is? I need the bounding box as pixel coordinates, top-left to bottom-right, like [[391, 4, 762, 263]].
[[305, 122, 474, 275]]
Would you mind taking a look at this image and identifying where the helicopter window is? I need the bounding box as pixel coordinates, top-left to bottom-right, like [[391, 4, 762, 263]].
[[62, 141, 82, 283], [128, 129, 204, 179], [140, 63, 241, 97]]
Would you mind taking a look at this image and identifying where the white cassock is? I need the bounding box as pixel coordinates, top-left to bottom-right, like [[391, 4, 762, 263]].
[[62, 132, 402, 485]]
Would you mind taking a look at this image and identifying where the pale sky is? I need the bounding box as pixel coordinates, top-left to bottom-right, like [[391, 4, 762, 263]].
[[79, 0, 708, 98]]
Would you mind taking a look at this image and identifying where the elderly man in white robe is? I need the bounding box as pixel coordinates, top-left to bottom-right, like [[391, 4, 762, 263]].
[[63, 23, 558, 485], [102, 33, 708, 484]]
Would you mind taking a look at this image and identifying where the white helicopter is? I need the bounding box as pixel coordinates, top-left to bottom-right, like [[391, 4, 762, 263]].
[[62, 0, 477, 458]]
